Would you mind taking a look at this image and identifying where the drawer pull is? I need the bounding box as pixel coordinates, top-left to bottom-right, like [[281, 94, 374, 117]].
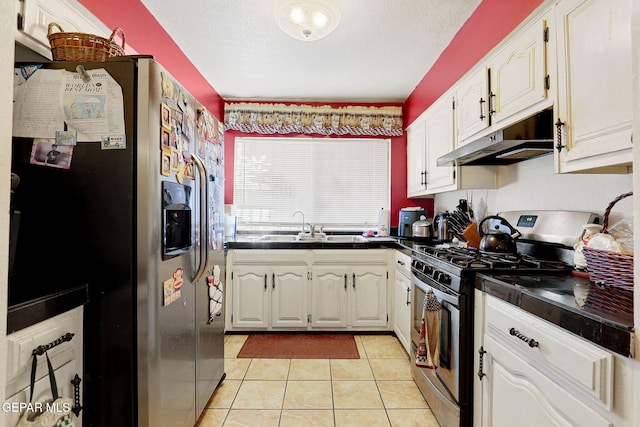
[[509, 327, 539, 348], [32, 332, 75, 356]]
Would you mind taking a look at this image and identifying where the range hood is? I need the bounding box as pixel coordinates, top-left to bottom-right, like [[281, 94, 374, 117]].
[[437, 109, 554, 166]]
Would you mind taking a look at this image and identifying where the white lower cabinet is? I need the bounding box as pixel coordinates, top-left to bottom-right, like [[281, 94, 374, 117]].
[[271, 266, 309, 328], [349, 266, 387, 328], [482, 334, 611, 427], [230, 264, 308, 329], [4, 306, 83, 427], [392, 251, 411, 354], [311, 266, 348, 328], [230, 265, 270, 329], [476, 294, 623, 427], [227, 249, 390, 331]]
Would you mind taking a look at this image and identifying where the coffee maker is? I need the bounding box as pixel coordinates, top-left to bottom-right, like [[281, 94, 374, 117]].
[[397, 207, 427, 238]]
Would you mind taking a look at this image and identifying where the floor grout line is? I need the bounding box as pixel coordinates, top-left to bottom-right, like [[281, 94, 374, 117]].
[[199, 334, 435, 427]]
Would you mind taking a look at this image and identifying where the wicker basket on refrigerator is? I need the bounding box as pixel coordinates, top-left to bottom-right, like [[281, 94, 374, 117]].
[[582, 191, 634, 315], [47, 22, 125, 62]]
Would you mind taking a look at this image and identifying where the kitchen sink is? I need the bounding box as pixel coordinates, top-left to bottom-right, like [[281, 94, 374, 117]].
[[258, 234, 298, 241], [256, 233, 368, 243], [324, 235, 369, 242], [296, 232, 327, 241]]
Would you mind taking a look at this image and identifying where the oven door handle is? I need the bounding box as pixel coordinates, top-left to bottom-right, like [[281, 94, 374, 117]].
[[411, 274, 458, 306]]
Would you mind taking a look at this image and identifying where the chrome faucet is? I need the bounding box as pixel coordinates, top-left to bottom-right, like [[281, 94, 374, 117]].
[[292, 211, 305, 234], [306, 223, 315, 237]]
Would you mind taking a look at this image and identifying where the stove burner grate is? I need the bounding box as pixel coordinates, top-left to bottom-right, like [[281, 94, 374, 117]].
[[413, 245, 569, 273]]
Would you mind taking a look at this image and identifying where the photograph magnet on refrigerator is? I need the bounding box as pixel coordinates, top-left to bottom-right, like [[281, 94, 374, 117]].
[[55, 130, 77, 146], [101, 135, 126, 150], [163, 278, 175, 306], [30, 138, 73, 169], [161, 151, 171, 176]]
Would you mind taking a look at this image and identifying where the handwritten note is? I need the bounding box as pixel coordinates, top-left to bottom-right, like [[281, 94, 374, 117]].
[[13, 68, 125, 142]]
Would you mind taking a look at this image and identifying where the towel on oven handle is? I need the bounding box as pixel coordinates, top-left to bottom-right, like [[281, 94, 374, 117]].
[[416, 289, 441, 369]]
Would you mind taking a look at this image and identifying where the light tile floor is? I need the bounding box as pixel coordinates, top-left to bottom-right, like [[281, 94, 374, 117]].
[[196, 334, 441, 427]]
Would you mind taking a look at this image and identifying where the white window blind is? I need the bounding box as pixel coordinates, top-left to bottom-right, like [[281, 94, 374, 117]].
[[234, 137, 390, 227]]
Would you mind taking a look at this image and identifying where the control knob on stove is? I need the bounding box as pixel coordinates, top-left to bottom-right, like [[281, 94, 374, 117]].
[[440, 273, 451, 285], [422, 264, 433, 275]]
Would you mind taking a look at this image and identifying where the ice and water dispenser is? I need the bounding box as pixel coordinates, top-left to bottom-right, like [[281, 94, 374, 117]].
[[162, 181, 192, 259]]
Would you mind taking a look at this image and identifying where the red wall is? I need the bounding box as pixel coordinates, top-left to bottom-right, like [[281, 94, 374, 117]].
[[404, 0, 544, 126], [78, 0, 543, 224], [79, 0, 224, 119]]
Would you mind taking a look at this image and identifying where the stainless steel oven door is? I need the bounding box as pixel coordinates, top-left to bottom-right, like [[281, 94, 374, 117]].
[[411, 272, 461, 404]]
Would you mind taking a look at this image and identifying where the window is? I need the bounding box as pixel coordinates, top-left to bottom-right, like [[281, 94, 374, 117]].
[[234, 137, 390, 229]]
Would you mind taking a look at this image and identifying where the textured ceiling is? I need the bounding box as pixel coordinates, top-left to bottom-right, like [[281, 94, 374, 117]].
[[140, 0, 481, 103]]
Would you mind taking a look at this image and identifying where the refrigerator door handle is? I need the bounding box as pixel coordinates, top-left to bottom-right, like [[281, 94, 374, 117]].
[[191, 153, 209, 282]]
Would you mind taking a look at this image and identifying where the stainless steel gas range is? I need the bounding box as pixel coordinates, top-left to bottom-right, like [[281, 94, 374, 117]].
[[409, 210, 599, 427]]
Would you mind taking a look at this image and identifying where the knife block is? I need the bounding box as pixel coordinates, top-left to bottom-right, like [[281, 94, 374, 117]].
[[462, 222, 481, 249]]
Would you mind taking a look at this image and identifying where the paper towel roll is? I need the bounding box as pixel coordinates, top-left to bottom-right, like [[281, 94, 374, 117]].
[[378, 208, 390, 237]]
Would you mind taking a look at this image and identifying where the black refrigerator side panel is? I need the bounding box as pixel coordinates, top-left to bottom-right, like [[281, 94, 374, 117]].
[[79, 61, 139, 427]]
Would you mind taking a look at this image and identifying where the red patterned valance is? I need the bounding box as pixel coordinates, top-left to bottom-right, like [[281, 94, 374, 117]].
[[224, 102, 403, 137]]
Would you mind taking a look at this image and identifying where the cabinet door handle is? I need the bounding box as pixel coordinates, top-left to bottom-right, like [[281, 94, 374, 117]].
[[509, 327, 539, 348], [71, 374, 83, 416], [406, 287, 410, 305], [272, 273, 275, 289], [397, 260, 405, 266], [489, 91, 496, 116], [477, 347, 487, 380], [264, 273, 267, 290], [555, 118, 566, 153], [420, 171, 426, 186], [479, 97, 486, 121], [352, 273, 356, 289], [344, 273, 347, 290]]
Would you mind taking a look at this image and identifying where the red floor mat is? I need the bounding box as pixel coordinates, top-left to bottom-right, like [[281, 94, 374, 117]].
[[236, 333, 359, 359]]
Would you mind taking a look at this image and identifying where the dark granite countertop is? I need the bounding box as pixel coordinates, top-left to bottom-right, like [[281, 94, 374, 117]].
[[227, 236, 635, 356], [477, 272, 634, 357], [226, 235, 400, 249], [7, 285, 88, 334]]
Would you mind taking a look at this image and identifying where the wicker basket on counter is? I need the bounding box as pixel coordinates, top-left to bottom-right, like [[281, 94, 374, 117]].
[[582, 191, 633, 315], [47, 22, 125, 62]]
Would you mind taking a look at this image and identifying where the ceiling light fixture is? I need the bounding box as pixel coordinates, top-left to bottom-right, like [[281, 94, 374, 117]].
[[275, 0, 341, 42]]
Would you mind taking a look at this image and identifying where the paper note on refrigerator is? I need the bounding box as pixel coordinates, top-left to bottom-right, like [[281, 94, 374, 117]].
[[61, 68, 125, 141], [13, 68, 66, 138], [12, 68, 125, 142]]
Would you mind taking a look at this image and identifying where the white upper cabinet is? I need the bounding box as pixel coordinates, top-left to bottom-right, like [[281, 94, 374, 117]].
[[456, 67, 490, 144], [406, 92, 496, 197], [406, 119, 427, 197], [15, 0, 111, 59], [489, 15, 551, 125], [553, 0, 633, 173], [425, 93, 457, 192], [455, 11, 551, 147]]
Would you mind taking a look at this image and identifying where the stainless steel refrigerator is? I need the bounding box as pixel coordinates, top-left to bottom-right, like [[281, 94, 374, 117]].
[[10, 57, 225, 426]]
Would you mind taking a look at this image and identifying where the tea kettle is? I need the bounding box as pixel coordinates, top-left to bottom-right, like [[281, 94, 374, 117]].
[[434, 212, 451, 241], [478, 215, 522, 253]]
